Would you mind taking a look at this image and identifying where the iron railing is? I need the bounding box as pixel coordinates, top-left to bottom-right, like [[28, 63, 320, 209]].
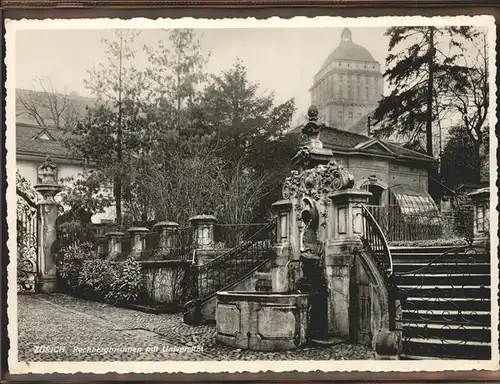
[[213, 223, 271, 249], [191, 220, 276, 300], [392, 244, 491, 359], [360, 204, 393, 275], [141, 226, 196, 261], [17, 196, 38, 293], [366, 205, 459, 242]]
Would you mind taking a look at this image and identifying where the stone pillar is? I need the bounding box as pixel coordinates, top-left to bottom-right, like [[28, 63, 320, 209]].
[[153, 221, 179, 249], [127, 227, 150, 259], [96, 235, 106, 257], [325, 188, 371, 339], [271, 199, 293, 292], [189, 215, 217, 250], [106, 231, 124, 259], [468, 187, 490, 245], [34, 157, 63, 294]]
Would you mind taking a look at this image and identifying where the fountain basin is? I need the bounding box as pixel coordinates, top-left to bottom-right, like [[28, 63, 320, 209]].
[[216, 291, 326, 351]]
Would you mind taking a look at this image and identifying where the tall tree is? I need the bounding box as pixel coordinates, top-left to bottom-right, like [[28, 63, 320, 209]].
[[66, 29, 144, 224], [199, 60, 295, 161], [372, 26, 478, 157], [197, 61, 297, 223], [440, 125, 482, 187], [144, 29, 208, 114], [442, 31, 489, 176], [17, 77, 81, 128]]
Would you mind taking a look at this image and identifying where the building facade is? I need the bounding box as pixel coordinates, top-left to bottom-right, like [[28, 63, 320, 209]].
[[309, 28, 383, 134]]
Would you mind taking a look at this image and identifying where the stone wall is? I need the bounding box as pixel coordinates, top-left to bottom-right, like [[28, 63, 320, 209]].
[[140, 260, 192, 308]]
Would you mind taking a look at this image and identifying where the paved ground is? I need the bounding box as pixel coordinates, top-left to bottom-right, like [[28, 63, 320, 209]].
[[17, 294, 378, 361]]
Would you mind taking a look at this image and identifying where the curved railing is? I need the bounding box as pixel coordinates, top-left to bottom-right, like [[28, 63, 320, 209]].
[[360, 204, 393, 275], [190, 220, 277, 301]]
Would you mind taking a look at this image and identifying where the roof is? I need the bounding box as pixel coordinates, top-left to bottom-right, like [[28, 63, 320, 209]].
[[321, 29, 377, 69], [16, 123, 72, 159], [291, 124, 436, 164], [322, 43, 377, 68], [16, 88, 95, 127], [348, 109, 373, 135]]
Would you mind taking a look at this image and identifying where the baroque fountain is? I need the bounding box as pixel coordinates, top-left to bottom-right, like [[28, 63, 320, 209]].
[[215, 106, 399, 355]]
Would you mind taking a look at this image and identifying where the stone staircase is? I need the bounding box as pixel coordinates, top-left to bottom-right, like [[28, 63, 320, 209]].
[[390, 245, 491, 360]]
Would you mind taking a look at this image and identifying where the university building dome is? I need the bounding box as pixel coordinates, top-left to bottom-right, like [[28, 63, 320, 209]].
[[310, 28, 383, 134]]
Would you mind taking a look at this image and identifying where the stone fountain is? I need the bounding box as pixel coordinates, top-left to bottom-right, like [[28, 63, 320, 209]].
[[216, 106, 398, 354]]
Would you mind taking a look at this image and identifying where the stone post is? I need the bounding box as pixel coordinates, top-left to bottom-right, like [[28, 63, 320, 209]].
[[271, 199, 293, 292], [189, 215, 217, 250], [96, 235, 106, 257], [127, 227, 150, 259], [153, 221, 179, 250], [106, 231, 124, 259], [325, 188, 371, 339], [34, 157, 62, 294], [468, 187, 490, 245]]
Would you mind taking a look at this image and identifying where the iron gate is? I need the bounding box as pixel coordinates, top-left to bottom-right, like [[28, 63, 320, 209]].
[[17, 189, 39, 293], [392, 244, 491, 359]]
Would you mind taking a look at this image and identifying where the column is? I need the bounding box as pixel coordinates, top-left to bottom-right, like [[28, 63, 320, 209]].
[[127, 227, 150, 259], [325, 188, 371, 339], [189, 215, 217, 250], [270, 199, 293, 292], [106, 231, 124, 259], [34, 157, 62, 294], [153, 221, 179, 250], [96, 235, 106, 257]]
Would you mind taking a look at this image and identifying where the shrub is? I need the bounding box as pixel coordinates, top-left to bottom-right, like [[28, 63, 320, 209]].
[[57, 242, 97, 291], [104, 258, 143, 305], [57, 242, 143, 305], [79, 258, 117, 300]]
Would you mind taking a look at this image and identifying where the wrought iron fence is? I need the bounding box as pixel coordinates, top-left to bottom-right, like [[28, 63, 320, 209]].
[[17, 201, 38, 293], [213, 223, 271, 249], [366, 205, 448, 242], [141, 226, 196, 261], [192, 220, 276, 300], [359, 204, 393, 275]]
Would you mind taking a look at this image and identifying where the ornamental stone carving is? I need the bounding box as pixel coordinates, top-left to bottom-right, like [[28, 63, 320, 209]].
[[37, 156, 58, 184], [282, 159, 354, 201]]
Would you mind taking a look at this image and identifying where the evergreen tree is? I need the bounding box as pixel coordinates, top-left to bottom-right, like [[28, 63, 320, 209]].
[[65, 30, 145, 224], [440, 125, 481, 187], [373, 26, 478, 157]]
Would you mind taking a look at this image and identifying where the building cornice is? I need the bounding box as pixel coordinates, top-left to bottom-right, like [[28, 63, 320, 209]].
[[327, 147, 436, 165], [17, 151, 88, 165]]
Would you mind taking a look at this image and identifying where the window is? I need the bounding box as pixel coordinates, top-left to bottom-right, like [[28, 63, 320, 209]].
[[348, 111, 353, 125]]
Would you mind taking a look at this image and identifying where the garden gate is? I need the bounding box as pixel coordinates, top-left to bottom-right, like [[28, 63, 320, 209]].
[[17, 188, 39, 293]]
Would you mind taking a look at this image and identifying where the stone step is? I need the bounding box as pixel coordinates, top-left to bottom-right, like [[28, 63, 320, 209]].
[[401, 297, 491, 312], [398, 322, 491, 344], [400, 311, 491, 327], [394, 286, 490, 299], [391, 252, 490, 264], [393, 263, 491, 274], [401, 338, 491, 360], [393, 274, 490, 287]]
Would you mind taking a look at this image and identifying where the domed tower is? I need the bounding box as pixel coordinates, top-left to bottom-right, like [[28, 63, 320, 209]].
[[309, 28, 383, 133]]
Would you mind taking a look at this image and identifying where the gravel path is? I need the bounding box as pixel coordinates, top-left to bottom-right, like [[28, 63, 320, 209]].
[[17, 294, 378, 361]]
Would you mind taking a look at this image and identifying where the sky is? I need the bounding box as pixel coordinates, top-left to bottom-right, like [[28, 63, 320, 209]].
[[15, 27, 389, 122]]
